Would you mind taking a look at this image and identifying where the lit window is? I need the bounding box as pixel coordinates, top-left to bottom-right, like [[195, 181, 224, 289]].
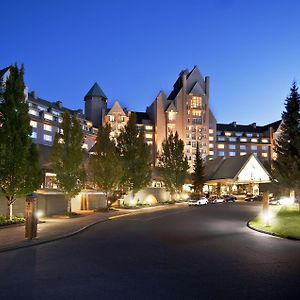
[[29, 109, 38, 116], [246, 133, 253, 137], [225, 132, 231, 136], [38, 105, 46, 111], [209, 129, 214, 134], [44, 124, 52, 131], [145, 125, 153, 131], [43, 134, 52, 142], [58, 117, 63, 123], [52, 110, 60, 117], [147, 141, 153, 145], [192, 110, 201, 116], [31, 132, 37, 139], [217, 144, 224, 149], [30, 120, 37, 128], [240, 152, 247, 156], [262, 138, 269, 143], [251, 145, 257, 150], [240, 145, 246, 150], [109, 115, 115, 122], [168, 111, 176, 121], [240, 138, 247, 142], [251, 138, 258, 142], [262, 146, 268, 151], [145, 133, 152, 139], [191, 96, 202, 108], [218, 136, 225, 141], [229, 152, 236, 156], [229, 137, 236, 142], [82, 143, 88, 149], [262, 153, 268, 158], [209, 143, 214, 148], [44, 113, 53, 121], [229, 144, 236, 150], [209, 151, 214, 155], [218, 151, 225, 156]]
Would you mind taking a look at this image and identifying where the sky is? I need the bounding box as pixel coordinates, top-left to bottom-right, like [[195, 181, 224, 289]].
[[1, 0, 300, 125]]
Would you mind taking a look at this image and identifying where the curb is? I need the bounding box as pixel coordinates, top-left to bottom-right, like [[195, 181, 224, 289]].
[[247, 220, 300, 241]]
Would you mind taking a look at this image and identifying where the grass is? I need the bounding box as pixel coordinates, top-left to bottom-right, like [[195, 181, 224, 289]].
[[249, 205, 300, 239]]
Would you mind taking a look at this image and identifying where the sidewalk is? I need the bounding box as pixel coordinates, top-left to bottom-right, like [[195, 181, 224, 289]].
[[0, 203, 186, 253]]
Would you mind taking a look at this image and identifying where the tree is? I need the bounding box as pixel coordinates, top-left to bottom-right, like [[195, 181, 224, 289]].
[[159, 131, 189, 199], [117, 113, 151, 200], [192, 142, 205, 195], [273, 82, 300, 207], [0, 65, 42, 219], [91, 123, 123, 208], [51, 111, 85, 213]]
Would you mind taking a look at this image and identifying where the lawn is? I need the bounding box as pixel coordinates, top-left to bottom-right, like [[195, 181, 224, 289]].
[[249, 205, 300, 239]]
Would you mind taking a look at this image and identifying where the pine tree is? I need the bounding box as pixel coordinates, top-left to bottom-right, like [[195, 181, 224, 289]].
[[91, 123, 123, 208], [192, 142, 205, 195], [51, 111, 85, 213], [0, 65, 42, 219], [117, 113, 151, 200], [273, 82, 300, 205], [159, 131, 189, 199]]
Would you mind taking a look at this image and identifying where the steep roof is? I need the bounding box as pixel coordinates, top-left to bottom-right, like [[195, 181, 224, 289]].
[[165, 101, 177, 112], [189, 81, 205, 95], [107, 101, 126, 116], [85, 82, 107, 99], [217, 121, 280, 134], [204, 154, 252, 181], [0, 66, 10, 79]]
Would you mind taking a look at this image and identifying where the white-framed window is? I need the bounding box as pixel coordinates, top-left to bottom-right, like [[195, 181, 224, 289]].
[[30, 120, 37, 128], [145, 133, 152, 139], [240, 152, 247, 156], [209, 129, 214, 134], [44, 113, 53, 121], [209, 136, 214, 141], [218, 151, 225, 156], [44, 124, 52, 131], [240, 145, 246, 150], [229, 137, 236, 142], [251, 138, 258, 143], [145, 125, 153, 131], [217, 136, 225, 141], [217, 144, 225, 149], [229, 144, 236, 150], [29, 109, 39, 116], [209, 143, 214, 149], [31, 132, 37, 139], [229, 152, 236, 156], [44, 134, 52, 142], [251, 145, 257, 150]]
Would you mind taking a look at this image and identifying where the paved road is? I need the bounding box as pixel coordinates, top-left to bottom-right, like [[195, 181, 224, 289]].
[[0, 203, 299, 299]]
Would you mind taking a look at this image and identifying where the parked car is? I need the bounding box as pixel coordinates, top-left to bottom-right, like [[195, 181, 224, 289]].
[[269, 197, 294, 205], [223, 195, 237, 202], [188, 197, 208, 206], [245, 195, 263, 202], [208, 196, 224, 204]]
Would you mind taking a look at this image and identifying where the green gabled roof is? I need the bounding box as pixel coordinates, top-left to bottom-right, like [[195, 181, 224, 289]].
[[85, 82, 107, 99]]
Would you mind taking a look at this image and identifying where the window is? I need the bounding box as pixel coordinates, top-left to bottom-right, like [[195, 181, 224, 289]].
[[217, 144, 225, 149], [209, 136, 214, 141], [253, 152, 258, 157], [192, 117, 202, 124], [109, 115, 115, 122], [30, 120, 37, 128], [216, 131, 222, 136], [186, 141, 191, 146], [240, 152, 247, 156], [145, 133, 152, 139], [44, 113, 53, 121], [209, 143, 214, 149], [29, 109, 38, 116], [147, 141, 153, 145], [43, 134, 52, 142], [58, 117, 63, 123], [229, 144, 236, 150], [218, 151, 225, 156], [217, 136, 225, 141], [262, 153, 268, 158], [44, 124, 52, 131], [38, 105, 46, 111], [229, 152, 236, 156], [192, 110, 201, 116], [192, 141, 197, 147], [240, 138, 247, 142], [262, 146, 268, 151], [246, 133, 253, 137], [82, 143, 88, 149], [262, 138, 269, 143], [209, 151, 214, 155], [224, 132, 231, 136], [31, 132, 37, 139], [240, 145, 246, 150], [52, 110, 60, 116], [235, 132, 243, 137], [209, 129, 214, 134], [191, 133, 196, 140], [191, 96, 202, 108], [251, 145, 257, 150], [168, 111, 176, 121], [251, 138, 258, 143], [145, 125, 153, 131], [229, 137, 236, 142]]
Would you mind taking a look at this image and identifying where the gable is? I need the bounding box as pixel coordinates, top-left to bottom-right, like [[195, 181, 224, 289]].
[[189, 81, 205, 96], [107, 101, 126, 116]]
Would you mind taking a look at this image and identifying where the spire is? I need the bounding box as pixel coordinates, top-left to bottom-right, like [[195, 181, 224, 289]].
[[84, 82, 107, 99]]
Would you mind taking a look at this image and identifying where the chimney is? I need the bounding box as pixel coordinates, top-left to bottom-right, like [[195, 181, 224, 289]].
[[231, 121, 237, 127], [205, 76, 210, 98], [55, 101, 62, 109], [31, 91, 38, 99], [251, 122, 256, 128]]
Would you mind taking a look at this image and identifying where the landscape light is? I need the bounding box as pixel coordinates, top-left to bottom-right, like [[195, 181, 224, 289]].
[[36, 210, 44, 219]]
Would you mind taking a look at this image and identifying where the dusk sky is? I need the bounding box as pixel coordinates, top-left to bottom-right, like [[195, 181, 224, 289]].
[[1, 0, 300, 125]]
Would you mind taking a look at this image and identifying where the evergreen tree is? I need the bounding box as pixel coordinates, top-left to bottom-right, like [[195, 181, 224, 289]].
[[91, 123, 123, 208], [159, 131, 189, 199], [0, 65, 42, 219], [51, 111, 85, 212], [273, 82, 300, 204], [192, 142, 205, 195], [117, 113, 151, 199]]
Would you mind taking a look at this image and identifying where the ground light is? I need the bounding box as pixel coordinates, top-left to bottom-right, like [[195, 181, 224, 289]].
[[36, 210, 44, 219]]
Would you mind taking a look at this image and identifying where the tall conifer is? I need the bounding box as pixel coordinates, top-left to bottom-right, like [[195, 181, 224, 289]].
[[192, 142, 205, 195]]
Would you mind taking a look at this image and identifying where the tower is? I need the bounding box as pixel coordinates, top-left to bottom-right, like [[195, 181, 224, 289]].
[[84, 82, 107, 127]]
